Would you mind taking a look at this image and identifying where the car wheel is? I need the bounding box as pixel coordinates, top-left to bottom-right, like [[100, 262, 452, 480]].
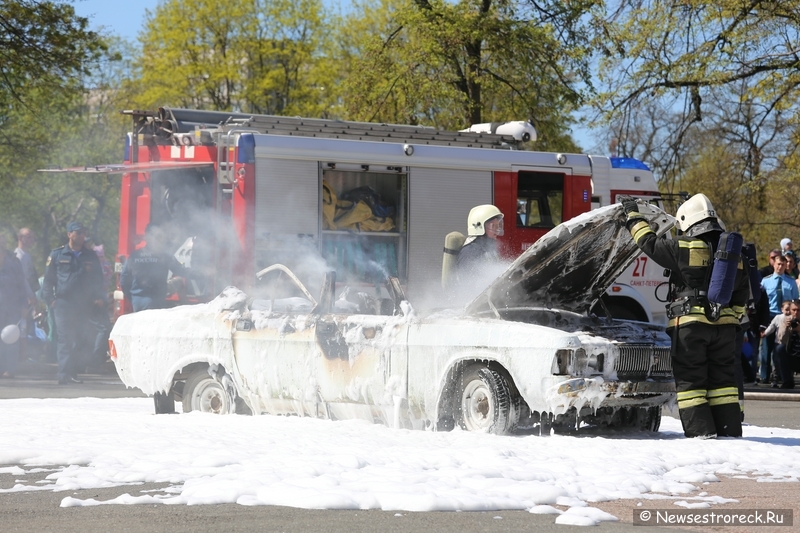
[[182, 368, 233, 415], [457, 366, 518, 435], [153, 391, 176, 414], [636, 406, 662, 432], [612, 406, 662, 432], [538, 412, 553, 436]]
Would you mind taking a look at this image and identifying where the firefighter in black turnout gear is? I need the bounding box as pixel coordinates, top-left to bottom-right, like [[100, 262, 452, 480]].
[[622, 194, 747, 439]]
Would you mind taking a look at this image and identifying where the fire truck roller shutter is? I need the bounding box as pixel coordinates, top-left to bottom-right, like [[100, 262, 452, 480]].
[[408, 167, 492, 301], [253, 157, 320, 277]]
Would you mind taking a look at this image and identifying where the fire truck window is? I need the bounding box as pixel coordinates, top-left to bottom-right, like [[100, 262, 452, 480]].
[[517, 172, 564, 228]]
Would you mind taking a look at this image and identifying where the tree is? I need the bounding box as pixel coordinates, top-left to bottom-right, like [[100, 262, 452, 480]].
[[133, 0, 338, 116], [339, 0, 595, 151], [0, 36, 128, 272], [0, 0, 105, 107], [593, 0, 800, 188], [591, 0, 800, 259]]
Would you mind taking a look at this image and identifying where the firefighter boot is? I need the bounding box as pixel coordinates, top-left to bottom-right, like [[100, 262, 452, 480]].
[[710, 403, 742, 437], [678, 404, 717, 439]]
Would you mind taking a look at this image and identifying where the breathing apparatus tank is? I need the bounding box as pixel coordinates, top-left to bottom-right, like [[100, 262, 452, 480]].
[[442, 231, 466, 289], [707, 231, 744, 311]]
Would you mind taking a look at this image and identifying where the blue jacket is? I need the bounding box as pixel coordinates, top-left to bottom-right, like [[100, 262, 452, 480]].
[[42, 245, 106, 307], [760, 273, 798, 315]]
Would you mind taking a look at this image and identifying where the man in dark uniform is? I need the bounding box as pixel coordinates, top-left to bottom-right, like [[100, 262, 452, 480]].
[[120, 225, 189, 312], [42, 221, 110, 385], [623, 194, 748, 439]]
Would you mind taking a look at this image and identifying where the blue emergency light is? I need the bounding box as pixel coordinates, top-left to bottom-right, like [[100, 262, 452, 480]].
[[610, 157, 651, 171]]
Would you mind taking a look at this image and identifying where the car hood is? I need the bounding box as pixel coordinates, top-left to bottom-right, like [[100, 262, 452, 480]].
[[466, 202, 676, 316]]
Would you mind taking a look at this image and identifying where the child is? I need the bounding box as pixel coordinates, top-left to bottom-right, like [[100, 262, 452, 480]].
[[761, 300, 793, 386], [762, 300, 792, 338]]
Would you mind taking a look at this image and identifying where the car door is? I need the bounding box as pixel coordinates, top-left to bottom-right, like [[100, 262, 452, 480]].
[[230, 310, 322, 417], [314, 313, 408, 426]]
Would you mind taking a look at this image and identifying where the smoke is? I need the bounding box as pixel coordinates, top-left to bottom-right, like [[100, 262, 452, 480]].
[[139, 166, 516, 316], [410, 259, 513, 313]]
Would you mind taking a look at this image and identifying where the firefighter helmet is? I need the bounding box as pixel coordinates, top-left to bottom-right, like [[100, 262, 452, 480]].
[[676, 193, 717, 232], [467, 205, 503, 236]]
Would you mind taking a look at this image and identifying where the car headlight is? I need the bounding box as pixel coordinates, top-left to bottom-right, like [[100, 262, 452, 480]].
[[588, 353, 605, 372], [552, 348, 603, 376], [573, 348, 588, 373], [552, 349, 572, 375]]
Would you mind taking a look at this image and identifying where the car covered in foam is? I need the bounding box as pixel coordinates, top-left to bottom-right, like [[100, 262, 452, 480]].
[[109, 202, 676, 434]]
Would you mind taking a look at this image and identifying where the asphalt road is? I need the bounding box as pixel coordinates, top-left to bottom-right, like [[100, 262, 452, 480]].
[[2, 366, 798, 533]]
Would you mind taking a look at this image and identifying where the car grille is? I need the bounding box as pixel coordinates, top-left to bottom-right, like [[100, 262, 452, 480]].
[[615, 344, 672, 380]]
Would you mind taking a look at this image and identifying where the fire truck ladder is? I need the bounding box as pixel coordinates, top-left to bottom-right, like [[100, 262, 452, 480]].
[[221, 114, 521, 150], [152, 107, 522, 150]]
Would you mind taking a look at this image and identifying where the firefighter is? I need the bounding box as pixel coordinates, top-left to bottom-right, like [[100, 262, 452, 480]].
[[120, 225, 189, 312], [622, 194, 747, 438], [456, 204, 504, 283], [42, 222, 111, 385]]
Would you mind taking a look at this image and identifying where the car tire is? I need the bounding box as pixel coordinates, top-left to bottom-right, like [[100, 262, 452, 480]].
[[182, 368, 233, 415], [636, 406, 662, 432], [612, 406, 662, 432], [538, 412, 553, 436], [457, 366, 518, 435], [153, 391, 176, 414]]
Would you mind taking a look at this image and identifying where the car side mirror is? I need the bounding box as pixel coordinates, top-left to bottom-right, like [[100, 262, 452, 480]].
[[312, 270, 336, 315], [385, 277, 408, 316]]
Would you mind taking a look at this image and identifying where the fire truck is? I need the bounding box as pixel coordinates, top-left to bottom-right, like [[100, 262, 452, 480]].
[[50, 108, 669, 323]]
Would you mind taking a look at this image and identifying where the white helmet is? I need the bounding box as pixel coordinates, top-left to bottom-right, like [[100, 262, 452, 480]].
[[1, 324, 20, 344], [676, 193, 717, 232], [467, 204, 503, 236]]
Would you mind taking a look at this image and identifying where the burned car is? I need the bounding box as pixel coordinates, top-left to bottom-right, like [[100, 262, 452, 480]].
[[109, 203, 676, 434]]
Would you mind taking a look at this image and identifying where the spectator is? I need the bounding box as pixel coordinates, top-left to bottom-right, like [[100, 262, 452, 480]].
[[748, 291, 769, 380], [773, 299, 800, 389], [759, 254, 798, 385], [35, 274, 59, 363], [0, 231, 28, 378], [92, 241, 114, 290], [14, 228, 39, 362], [781, 238, 793, 253], [41, 221, 111, 385], [759, 248, 782, 278], [785, 250, 799, 279], [761, 300, 792, 338], [740, 330, 757, 384], [15, 228, 39, 296]]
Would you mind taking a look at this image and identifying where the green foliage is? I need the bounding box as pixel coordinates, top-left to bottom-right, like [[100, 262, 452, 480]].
[[0, 0, 106, 108], [339, 0, 593, 151], [133, 0, 339, 116], [592, 0, 800, 257], [0, 83, 124, 273], [0, 6, 125, 272]]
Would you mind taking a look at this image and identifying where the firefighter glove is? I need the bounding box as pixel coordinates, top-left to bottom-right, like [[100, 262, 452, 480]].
[[619, 195, 639, 216]]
